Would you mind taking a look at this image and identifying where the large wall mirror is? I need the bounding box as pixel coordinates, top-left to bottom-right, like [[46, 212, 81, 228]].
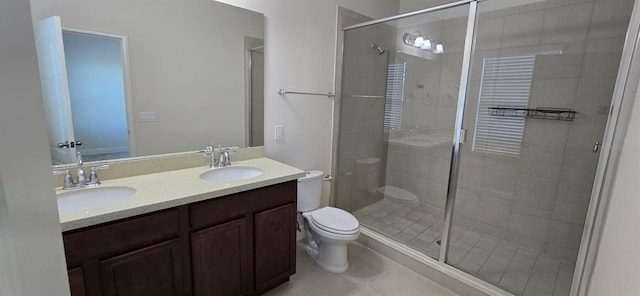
[[29, 0, 265, 165]]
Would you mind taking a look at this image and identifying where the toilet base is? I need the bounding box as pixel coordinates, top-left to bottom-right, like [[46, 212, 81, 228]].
[[307, 240, 350, 273], [301, 207, 360, 273]]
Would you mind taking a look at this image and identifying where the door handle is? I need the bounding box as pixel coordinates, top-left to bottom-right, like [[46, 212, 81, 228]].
[[459, 129, 467, 144], [593, 141, 601, 153], [58, 140, 82, 148]]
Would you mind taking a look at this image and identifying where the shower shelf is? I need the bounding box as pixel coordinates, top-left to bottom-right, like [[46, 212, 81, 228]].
[[488, 107, 576, 121]]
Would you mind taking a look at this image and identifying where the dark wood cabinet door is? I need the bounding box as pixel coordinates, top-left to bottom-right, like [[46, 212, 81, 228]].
[[254, 203, 296, 293], [99, 239, 183, 296], [68, 267, 86, 296], [191, 217, 248, 296]]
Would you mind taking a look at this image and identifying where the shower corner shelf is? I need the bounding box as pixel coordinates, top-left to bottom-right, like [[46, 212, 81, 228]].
[[488, 106, 576, 121]]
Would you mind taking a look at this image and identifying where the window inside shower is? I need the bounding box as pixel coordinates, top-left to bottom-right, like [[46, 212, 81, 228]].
[[334, 1, 635, 296]]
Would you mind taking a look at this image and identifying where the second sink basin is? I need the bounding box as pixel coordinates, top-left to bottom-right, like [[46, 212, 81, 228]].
[[200, 166, 263, 182], [57, 186, 136, 215]]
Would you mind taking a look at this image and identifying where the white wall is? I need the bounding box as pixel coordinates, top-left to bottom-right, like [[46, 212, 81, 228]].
[[0, 0, 70, 294], [215, 0, 399, 203], [30, 0, 264, 157], [587, 66, 640, 295]]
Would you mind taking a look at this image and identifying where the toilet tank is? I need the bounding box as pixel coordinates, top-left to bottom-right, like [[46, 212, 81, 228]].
[[297, 170, 323, 212]]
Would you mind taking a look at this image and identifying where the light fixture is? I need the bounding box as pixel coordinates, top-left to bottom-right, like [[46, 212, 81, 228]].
[[420, 38, 432, 50], [414, 35, 424, 47], [402, 32, 444, 54]]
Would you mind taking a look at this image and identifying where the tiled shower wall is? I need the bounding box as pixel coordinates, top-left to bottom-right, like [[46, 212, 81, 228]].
[[380, 3, 469, 222], [447, 0, 635, 261], [382, 33, 465, 220], [336, 9, 396, 211]]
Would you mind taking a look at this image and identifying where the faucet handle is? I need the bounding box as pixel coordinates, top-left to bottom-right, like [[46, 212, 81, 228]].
[[201, 144, 213, 156], [87, 165, 109, 186], [218, 148, 231, 166], [202, 143, 218, 167], [53, 170, 75, 190]]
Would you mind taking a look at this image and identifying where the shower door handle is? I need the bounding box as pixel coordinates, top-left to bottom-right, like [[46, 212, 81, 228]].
[[593, 141, 601, 153], [459, 129, 467, 144]]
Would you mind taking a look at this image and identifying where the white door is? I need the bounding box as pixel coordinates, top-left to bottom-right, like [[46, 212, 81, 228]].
[[34, 16, 77, 164]]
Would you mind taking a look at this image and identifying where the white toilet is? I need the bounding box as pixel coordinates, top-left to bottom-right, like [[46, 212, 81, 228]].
[[298, 170, 360, 273]]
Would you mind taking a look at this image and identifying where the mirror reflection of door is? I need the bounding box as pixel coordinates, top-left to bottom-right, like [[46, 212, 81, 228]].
[[35, 16, 77, 164], [250, 46, 264, 147], [34, 16, 132, 165]]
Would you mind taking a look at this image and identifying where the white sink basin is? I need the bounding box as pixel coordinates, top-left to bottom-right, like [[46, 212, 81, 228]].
[[57, 186, 136, 214], [200, 166, 263, 182]]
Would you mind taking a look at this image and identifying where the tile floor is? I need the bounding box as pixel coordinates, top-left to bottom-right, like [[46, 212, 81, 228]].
[[353, 199, 575, 296], [265, 242, 459, 296]]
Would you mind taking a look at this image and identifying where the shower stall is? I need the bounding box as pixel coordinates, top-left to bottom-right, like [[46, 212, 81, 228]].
[[333, 0, 637, 295]]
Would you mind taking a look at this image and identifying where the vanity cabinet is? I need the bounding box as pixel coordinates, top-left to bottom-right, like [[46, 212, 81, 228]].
[[191, 217, 249, 296], [62, 181, 297, 296], [254, 203, 296, 293]]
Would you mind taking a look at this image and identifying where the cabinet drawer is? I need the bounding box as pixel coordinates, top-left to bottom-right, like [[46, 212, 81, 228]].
[[190, 181, 296, 229], [63, 209, 180, 265]]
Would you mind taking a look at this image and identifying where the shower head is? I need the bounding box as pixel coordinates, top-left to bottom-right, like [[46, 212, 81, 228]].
[[371, 44, 385, 55]]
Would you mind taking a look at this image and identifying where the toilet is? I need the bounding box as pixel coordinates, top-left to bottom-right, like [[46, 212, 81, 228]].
[[298, 170, 360, 273]]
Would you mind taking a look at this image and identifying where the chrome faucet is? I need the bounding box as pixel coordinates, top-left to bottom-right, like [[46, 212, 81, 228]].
[[53, 152, 109, 190], [202, 143, 231, 168], [76, 152, 86, 187]]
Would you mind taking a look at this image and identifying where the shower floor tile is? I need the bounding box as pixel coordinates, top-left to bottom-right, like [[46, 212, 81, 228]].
[[353, 199, 575, 296]]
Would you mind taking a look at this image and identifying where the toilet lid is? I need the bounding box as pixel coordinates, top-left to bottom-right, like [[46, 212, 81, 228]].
[[309, 207, 359, 235]]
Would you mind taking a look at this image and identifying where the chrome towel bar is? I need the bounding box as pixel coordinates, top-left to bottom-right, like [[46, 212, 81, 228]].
[[278, 89, 334, 98]]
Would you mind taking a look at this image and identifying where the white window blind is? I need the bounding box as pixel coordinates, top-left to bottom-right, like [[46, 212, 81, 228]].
[[472, 55, 535, 156], [384, 63, 406, 131]]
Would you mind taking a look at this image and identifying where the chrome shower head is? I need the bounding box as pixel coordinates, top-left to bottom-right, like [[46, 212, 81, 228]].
[[371, 44, 385, 55]]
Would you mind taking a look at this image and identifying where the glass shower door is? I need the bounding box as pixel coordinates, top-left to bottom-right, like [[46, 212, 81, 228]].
[[446, 0, 635, 295], [336, 4, 471, 259]]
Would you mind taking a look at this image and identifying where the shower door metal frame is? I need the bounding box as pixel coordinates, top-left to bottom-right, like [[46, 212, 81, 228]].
[[438, 0, 479, 263], [334, 0, 640, 296]]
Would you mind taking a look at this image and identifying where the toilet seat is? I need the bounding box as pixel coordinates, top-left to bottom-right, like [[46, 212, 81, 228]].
[[307, 207, 359, 235]]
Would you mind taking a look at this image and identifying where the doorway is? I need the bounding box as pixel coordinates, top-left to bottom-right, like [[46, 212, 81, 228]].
[[62, 30, 130, 162], [34, 16, 134, 165]]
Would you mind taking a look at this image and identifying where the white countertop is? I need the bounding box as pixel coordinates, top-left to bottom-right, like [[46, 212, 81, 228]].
[[58, 157, 306, 232]]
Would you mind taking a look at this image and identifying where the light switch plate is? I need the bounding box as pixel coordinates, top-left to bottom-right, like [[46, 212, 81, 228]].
[[139, 111, 156, 122], [275, 125, 284, 141]]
